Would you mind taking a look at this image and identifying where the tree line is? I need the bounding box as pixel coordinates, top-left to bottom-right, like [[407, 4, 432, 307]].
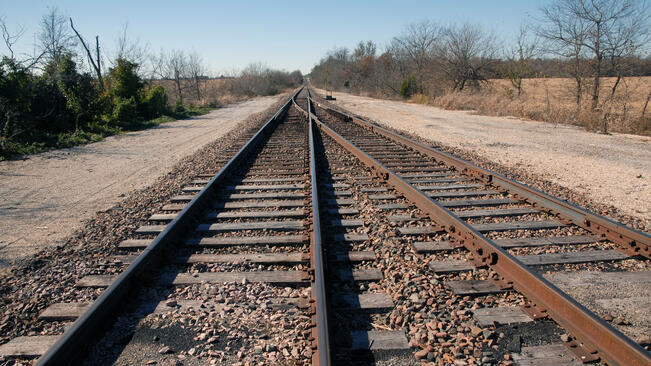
[[310, 0, 650, 133], [0, 7, 302, 158]]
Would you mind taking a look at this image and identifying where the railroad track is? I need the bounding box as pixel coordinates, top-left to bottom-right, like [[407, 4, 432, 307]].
[[307, 89, 650, 365], [0, 85, 649, 366], [0, 88, 329, 365]]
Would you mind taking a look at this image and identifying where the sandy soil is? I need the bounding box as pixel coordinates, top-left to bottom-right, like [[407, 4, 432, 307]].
[[318, 89, 651, 226], [544, 270, 650, 343], [0, 95, 280, 265]]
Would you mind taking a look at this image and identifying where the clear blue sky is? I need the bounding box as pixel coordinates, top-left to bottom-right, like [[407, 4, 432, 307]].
[[1, 0, 544, 74]]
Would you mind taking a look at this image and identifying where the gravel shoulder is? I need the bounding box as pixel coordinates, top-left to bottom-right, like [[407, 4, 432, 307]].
[[318, 89, 651, 228], [0, 95, 280, 266]]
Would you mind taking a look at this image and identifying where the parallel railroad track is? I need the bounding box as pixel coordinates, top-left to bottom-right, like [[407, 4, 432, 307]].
[[1, 88, 329, 365], [308, 88, 650, 366], [0, 85, 649, 366]]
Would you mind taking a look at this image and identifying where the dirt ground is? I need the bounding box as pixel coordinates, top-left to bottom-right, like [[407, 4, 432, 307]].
[[317, 89, 651, 227], [0, 95, 280, 266]]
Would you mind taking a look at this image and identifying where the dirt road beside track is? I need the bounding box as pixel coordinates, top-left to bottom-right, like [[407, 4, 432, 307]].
[[0, 95, 280, 265]]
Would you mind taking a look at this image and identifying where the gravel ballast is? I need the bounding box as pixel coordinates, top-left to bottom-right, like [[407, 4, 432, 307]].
[[0, 92, 294, 362], [0, 95, 280, 267]]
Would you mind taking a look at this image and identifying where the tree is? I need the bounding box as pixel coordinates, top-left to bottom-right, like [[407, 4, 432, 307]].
[[503, 24, 538, 97], [114, 23, 148, 68], [150, 50, 188, 106], [438, 23, 499, 91], [43, 54, 96, 131], [537, 2, 589, 108], [390, 21, 440, 93], [186, 52, 206, 100], [109, 58, 143, 102], [1, 16, 25, 59], [352, 41, 377, 92], [38, 7, 76, 64], [538, 0, 650, 116], [0, 57, 34, 146], [107, 58, 144, 124], [375, 51, 403, 95], [69, 18, 104, 90], [165, 50, 187, 105]]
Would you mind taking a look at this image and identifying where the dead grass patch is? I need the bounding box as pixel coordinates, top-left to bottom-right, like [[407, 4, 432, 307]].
[[418, 76, 651, 135]]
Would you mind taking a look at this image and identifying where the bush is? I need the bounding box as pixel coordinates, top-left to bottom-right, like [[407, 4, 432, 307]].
[[400, 75, 416, 99], [174, 100, 185, 114], [109, 58, 143, 103], [111, 96, 138, 126], [142, 86, 168, 119]]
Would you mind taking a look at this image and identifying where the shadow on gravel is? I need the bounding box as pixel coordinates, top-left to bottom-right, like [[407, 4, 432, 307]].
[[314, 129, 386, 365]]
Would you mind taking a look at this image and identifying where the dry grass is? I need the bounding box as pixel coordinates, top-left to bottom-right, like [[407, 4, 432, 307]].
[[421, 76, 651, 135], [153, 78, 249, 107]]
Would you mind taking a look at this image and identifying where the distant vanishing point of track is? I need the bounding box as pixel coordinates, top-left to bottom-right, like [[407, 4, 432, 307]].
[[0, 86, 649, 366]]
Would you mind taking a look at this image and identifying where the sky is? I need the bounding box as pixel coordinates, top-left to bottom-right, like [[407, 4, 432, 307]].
[[1, 0, 545, 75]]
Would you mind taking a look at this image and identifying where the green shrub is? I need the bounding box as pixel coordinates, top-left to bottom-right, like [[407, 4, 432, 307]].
[[111, 96, 138, 126], [142, 85, 168, 119], [174, 100, 185, 114], [400, 75, 416, 99], [108, 58, 143, 103]]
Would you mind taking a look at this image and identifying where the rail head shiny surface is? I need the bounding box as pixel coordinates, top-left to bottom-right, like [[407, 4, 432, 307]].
[[294, 87, 331, 365]]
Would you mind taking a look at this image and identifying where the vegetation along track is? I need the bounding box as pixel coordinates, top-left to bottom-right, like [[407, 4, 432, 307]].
[[0, 86, 649, 366]]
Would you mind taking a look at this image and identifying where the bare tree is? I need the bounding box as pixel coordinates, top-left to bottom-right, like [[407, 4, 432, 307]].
[[0, 16, 25, 59], [165, 50, 188, 105], [373, 51, 405, 95], [69, 18, 104, 90], [438, 23, 499, 91], [149, 48, 167, 82], [310, 47, 351, 92], [238, 62, 268, 96], [38, 7, 76, 63], [503, 24, 538, 97], [351, 41, 377, 92], [186, 52, 206, 100], [538, 0, 650, 115], [391, 21, 440, 92], [537, 1, 590, 108], [114, 22, 149, 70]]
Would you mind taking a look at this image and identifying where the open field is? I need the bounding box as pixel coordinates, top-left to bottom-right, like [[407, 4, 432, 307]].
[[492, 76, 650, 111], [429, 76, 651, 134]]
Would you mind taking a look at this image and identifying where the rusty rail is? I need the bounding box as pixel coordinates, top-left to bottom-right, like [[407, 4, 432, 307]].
[[35, 89, 302, 366], [292, 88, 331, 365], [314, 101, 650, 259], [308, 92, 331, 365], [308, 94, 650, 366]]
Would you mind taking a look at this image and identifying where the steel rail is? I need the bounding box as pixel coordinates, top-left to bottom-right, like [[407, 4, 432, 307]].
[[308, 100, 651, 366], [312, 100, 650, 259], [308, 91, 332, 365], [36, 89, 302, 365], [292, 88, 331, 365]]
